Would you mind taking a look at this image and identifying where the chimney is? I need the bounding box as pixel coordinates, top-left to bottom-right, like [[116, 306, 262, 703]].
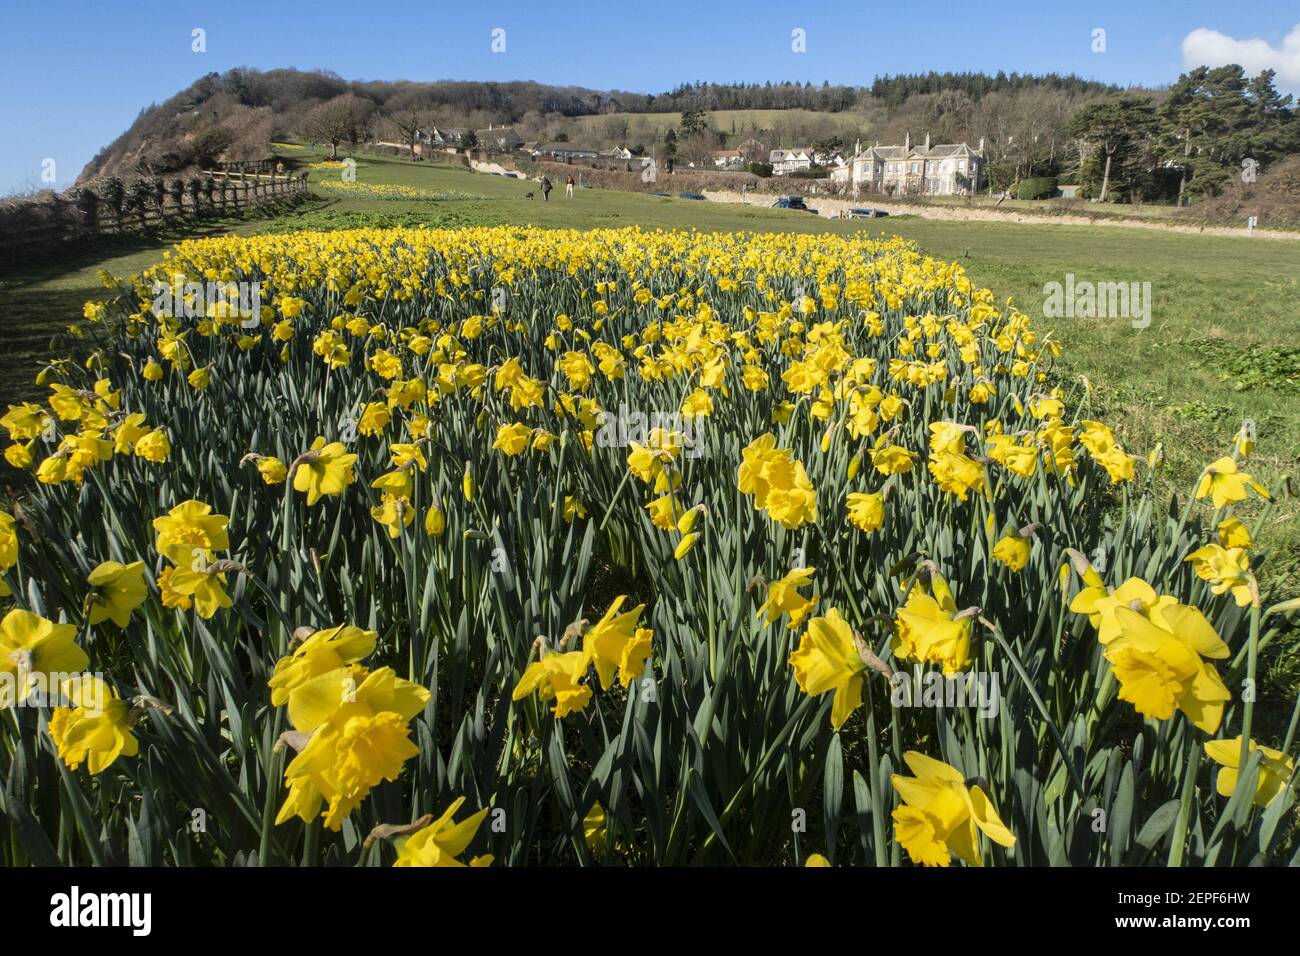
[[905, 132, 910, 151], [977, 137, 984, 153], [924, 132, 930, 151]]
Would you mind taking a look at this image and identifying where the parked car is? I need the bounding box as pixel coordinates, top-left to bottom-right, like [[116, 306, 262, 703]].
[[771, 195, 818, 214], [648, 191, 671, 197], [679, 192, 706, 200], [846, 207, 890, 219]]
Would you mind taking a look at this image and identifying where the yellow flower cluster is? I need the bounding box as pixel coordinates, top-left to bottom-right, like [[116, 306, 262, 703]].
[[313, 180, 484, 201], [512, 596, 653, 718], [266, 624, 430, 831]]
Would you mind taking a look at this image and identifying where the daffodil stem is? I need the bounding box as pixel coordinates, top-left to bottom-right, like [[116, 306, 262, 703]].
[[302, 816, 320, 866], [1238, 602, 1261, 774], [258, 714, 285, 866], [863, 677, 888, 867], [1167, 743, 1201, 867], [987, 622, 1087, 805]]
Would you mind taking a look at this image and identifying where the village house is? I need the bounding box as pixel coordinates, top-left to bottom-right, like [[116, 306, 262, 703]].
[[769, 147, 846, 176], [600, 146, 633, 160], [475, 125, 523, 151], [712, 149, 743, 169], [844, 134, 984, 195], [417, 126, 472, 149], [768, 147, 813, 175]]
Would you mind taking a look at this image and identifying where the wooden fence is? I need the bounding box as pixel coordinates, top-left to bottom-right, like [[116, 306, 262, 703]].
[[0, 171, 309, 265]]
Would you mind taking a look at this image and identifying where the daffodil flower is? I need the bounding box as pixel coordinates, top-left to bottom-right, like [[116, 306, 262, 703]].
[[890, 751, 1015, 867], [789, 607, 867, 729]]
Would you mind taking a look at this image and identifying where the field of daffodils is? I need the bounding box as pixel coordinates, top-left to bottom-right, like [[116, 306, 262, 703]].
[[0, 226, 1295, 866]]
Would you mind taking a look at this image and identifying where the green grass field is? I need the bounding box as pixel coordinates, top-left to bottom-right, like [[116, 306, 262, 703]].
[[3, 146, 1297, 592]]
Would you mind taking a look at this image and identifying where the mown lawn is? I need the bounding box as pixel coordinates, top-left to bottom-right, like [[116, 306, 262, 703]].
[[3, 147, 1297, 593]]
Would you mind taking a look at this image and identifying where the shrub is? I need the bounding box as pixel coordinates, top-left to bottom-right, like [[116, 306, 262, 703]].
[[1017, 176, 1059, 200]]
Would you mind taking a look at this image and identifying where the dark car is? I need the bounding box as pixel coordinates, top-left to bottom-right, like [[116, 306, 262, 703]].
[[648, 191, 671, 197], [771, 195, 818, 214], [847, 207, 890, 219], [679, 192, 706, 200]]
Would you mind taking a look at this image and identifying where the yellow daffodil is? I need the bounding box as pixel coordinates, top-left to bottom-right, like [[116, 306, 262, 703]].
[[1105, 603, 1230, 733], [581, 596, 651, 690], [789, 607, 866, 729], [894, 573, 973, 675], [891, 751, 1015, 867], [268, 624, 378, 706], [278, 665, 430, 830], [393, 797, 491, 867], [1195, 457, 1267, 509], [85, 560, 147, 628], [292, 437, 358, 505], [511, 649, 592, 718], [845, 491, 884, 534], [48, 674, 138, 774], [991, 533, 1032, 572], [0, 608, 88, 706], [152, 499, 230, 565], [757, 566, 819, 629], [1204, 737, 1295, 807]]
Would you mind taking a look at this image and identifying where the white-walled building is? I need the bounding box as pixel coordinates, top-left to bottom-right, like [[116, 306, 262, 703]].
[[845, 135, 984, 195], [769, 148, 813, 175]]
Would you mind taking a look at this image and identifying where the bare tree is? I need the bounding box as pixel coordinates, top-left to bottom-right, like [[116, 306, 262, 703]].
[[677, 130, 719, 168], [301, 94, 375, 158], [386, 92, 438, 159], [603, 115, 630, 143]]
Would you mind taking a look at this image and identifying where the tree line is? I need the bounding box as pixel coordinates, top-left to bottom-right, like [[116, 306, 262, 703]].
[[870, 71, 1120, 108]]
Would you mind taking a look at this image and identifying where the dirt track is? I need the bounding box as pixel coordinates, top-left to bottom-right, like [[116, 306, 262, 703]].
[[701, 190, 1300, 241]]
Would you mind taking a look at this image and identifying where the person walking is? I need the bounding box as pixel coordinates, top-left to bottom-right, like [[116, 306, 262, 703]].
[[541, 176, 552, 201], [565, 174, 574, 199]]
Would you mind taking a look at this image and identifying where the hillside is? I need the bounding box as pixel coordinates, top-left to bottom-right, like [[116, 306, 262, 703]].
[[75, 68, 1135, 187], [77, 70, 627, 183]]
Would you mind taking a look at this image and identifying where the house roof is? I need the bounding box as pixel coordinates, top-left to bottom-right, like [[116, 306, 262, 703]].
[[852, 141, 983, 163]]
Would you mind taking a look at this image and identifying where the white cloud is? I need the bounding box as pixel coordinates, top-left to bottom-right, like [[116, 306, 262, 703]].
[[1181, 23, 1300, 90]]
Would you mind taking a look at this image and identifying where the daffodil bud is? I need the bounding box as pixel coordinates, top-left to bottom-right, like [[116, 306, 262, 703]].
[[424, 501, 446, 536], [676, 505, 704, 535], [674, 532, 701, 560]]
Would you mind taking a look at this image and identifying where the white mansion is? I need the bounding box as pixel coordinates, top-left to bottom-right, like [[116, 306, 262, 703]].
[[833, 134, 985, 196]]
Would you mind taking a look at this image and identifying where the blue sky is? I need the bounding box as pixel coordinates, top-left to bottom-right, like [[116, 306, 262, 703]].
[[2, 0, 1298, 195]]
